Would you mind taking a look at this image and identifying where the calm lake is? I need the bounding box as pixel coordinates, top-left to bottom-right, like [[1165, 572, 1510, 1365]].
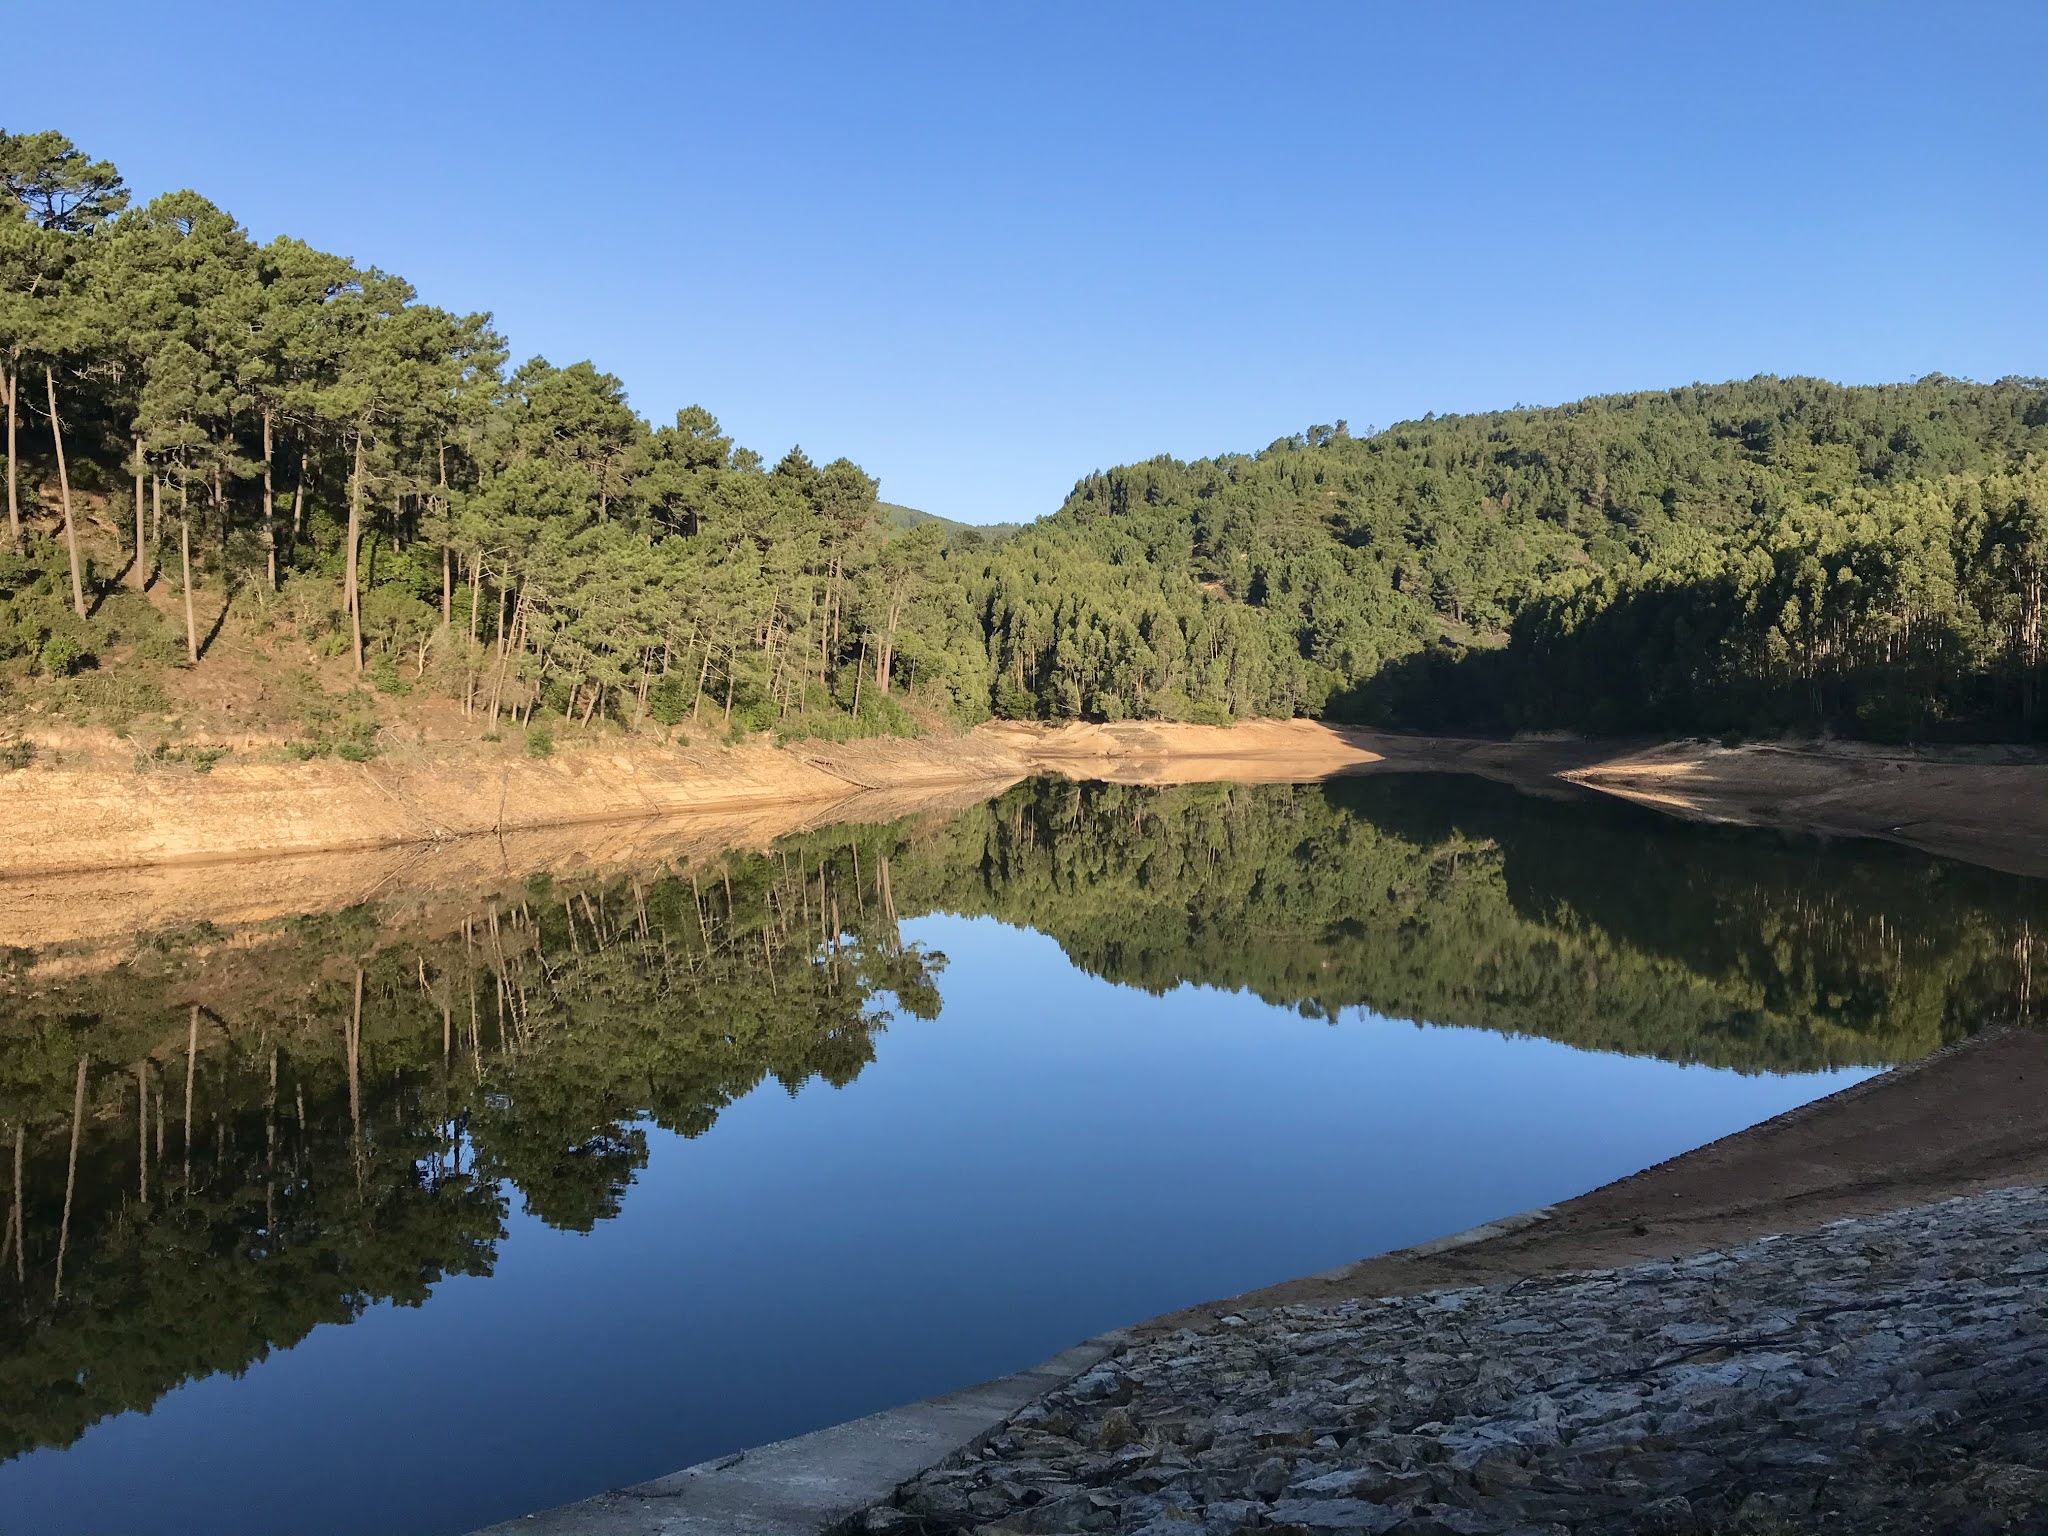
[[2, 773, 2041, 1535]]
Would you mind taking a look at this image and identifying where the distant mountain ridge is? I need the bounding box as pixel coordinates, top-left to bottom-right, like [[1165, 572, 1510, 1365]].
[[878, 501, 1025, 543]]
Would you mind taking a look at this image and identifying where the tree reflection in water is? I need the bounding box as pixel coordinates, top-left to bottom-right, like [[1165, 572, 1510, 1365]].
[[1, 774, 2041, 1458]]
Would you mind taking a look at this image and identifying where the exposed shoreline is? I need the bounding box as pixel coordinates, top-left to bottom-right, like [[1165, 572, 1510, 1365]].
[[870, 1181, 2048, 1536], [7, 717, 2048, 886], [1334, 729, 2048, 881], [6, 716, 2048, 952]]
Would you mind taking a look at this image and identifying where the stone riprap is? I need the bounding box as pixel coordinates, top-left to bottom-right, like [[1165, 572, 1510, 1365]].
[[865, 1186, 2048, 1535]]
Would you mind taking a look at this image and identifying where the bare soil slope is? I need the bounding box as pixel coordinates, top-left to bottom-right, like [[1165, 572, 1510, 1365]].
[[0, 732, 1027, 881], [982, 718, 1384, 782]]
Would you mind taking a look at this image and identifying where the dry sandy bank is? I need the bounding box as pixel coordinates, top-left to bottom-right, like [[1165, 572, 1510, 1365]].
[[0, 721, 1378, 950], [1327, 729, 2048, 879], [5, 719, 2046, 954], [0, 778, 1008, 954], [0, 731, 1029, 882], [982, 717, 1384, 782]]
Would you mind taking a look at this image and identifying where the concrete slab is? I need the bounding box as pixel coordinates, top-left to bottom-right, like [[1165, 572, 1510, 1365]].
[[471, 1334, 1125, 1535]]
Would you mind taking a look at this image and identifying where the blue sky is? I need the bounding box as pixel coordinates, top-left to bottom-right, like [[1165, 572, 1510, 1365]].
[[9, 2, 2044, 523]]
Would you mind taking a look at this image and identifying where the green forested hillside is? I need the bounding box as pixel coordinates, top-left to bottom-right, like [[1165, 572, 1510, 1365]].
[[0, 130, 980, 746], [974, 380, 2048, 737], [4, 125, 2044, 746]]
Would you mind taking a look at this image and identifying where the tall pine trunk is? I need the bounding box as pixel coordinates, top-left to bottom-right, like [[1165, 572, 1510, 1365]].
[[439, 439, 452, 628], [346, 429, 365, 674], [487, 590, 524, 732], [2, 366, 17, 554], [180, 489, 198, 665], [261, 406, 277, 590], [877, 592, 903, 696], [131, 438, 147, 589], [45, 369, 87, 620]]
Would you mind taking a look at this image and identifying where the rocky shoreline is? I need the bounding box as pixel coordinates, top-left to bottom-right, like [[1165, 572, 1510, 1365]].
[[866, 1185, 2048, 1535]]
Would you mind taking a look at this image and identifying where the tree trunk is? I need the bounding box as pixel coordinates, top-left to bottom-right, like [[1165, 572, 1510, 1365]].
[[2, 366, 18, 555], [291, 449, 307, 539], [180, 492, 199, 664], [348, 969, 363, 1144], [45, 370, 87, 620], [347, 430, 365, 674], [877, 593, 903, 696], [136, 1062, 150, 1203], [692, 635, 712, 723], [487, 592, 525, 732], [261, 406, 277, 590], [7, 1123, 22, 1287], [54, 1055, 87, 1303], [131, 438, 147, 590], [439, 441, 452, 628], [183, 1006, 198, 1187]]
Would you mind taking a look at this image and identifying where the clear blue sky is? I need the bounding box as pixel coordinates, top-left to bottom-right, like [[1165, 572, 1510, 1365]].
[[10, 2, 2045, 523]]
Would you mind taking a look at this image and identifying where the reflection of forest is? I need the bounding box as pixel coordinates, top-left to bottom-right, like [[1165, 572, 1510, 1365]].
[[0, 844, 943, 1461], [922, 775, 2044, 1070], [2, 774, 2042, 1459]]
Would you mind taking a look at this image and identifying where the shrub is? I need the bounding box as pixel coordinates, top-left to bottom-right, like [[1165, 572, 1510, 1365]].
[[36, 635, 85, 677], [525, 724, 554, 758], [647, 674, 693, 726], [990, 675, 1036, 720], [368, 655, 413, 696]]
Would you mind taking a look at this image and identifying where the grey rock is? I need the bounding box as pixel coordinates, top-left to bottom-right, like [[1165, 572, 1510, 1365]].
[[1249, 1455, 1292, 1498], [1263, 1497, 1406, 1532], [863, 1186, 2048, 1536]]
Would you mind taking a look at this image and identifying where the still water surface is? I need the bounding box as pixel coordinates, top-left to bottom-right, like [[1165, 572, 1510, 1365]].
[[2, 774, 2040, 1534]]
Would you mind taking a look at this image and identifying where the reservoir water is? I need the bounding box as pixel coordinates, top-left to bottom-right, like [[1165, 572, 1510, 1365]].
[[1, 773, 2040, 1535]]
